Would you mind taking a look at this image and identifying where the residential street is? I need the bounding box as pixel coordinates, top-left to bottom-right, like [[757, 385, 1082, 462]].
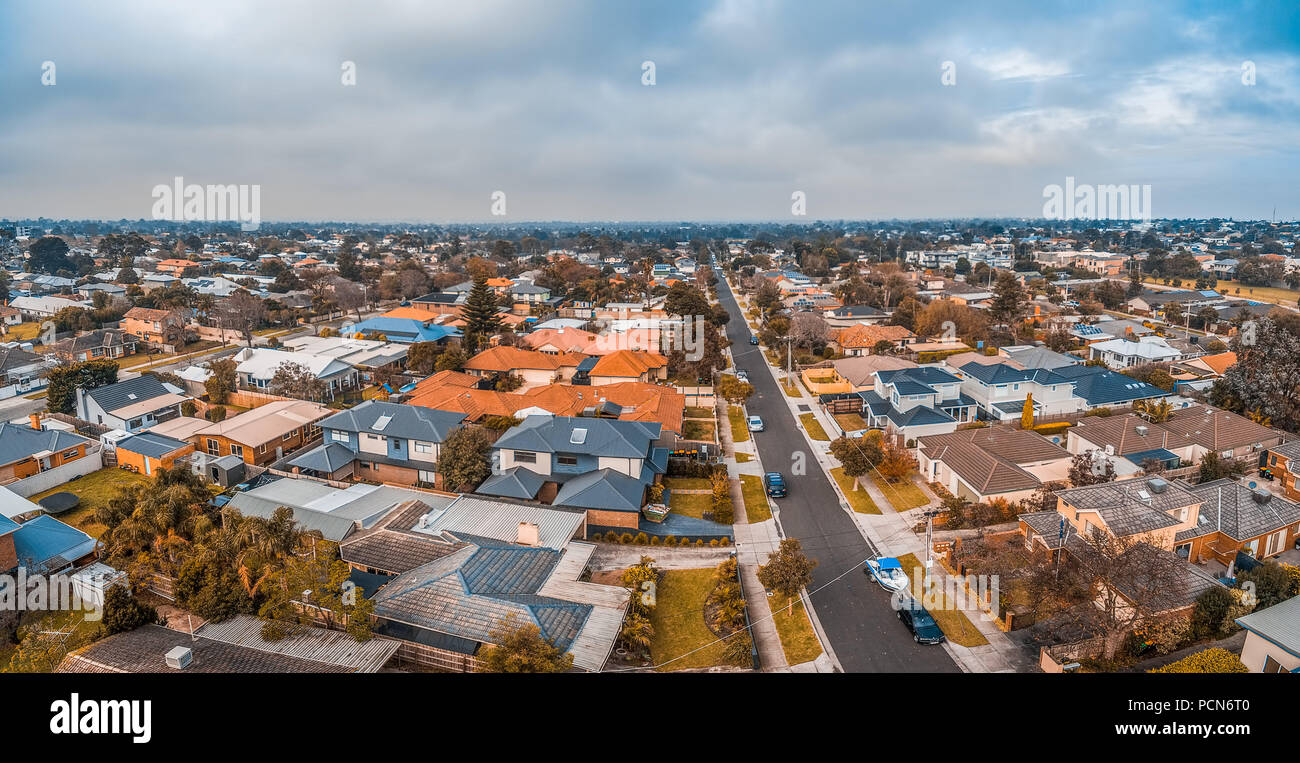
[[715, 275, 960, 672]]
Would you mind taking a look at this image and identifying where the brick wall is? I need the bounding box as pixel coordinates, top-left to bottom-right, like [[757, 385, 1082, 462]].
[[0, 534, 17, 572]]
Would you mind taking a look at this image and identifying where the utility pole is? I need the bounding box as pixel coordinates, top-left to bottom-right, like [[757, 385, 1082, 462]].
[[922, 508, 942, 590]]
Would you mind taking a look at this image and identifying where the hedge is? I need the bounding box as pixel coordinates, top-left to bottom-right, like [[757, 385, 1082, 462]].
[[1148, 648, 1248, 674]]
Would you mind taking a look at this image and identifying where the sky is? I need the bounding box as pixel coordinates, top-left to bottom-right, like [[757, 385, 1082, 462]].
[[1, 0, 1298, 223]]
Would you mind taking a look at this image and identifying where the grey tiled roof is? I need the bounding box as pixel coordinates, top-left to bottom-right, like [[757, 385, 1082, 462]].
[[553, 468, 646, 512], [58, 625, 356, 673], [319, 399, 466, 443], [287, 442, 357, 473], [371, 542, 592, 651], [1056, 479, 1196, 537], [476, 466, 546, 500], [0, 423, 91, 467], [494, 415, 660, 458], [84, 375, 171, 414], [117, 432, 190, 459], [1181, 479, 1300, 543]]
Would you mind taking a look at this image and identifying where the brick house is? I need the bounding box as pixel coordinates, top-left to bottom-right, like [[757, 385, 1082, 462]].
[[122, 306, 188, 348]]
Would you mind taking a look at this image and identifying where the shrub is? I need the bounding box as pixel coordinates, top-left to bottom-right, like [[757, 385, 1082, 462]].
[[1148, 648, 1248, 674], [719, 537, 731, 547], [709, 539, 720, 547], [696, 539, 706, 547], [634, 532, 649, 545], [649, 536, 661, 546], [619, 533, 634, 545], [208, 405, 227, 423], [1032, 422, 1071, 436], [665, 536, 679, 547]]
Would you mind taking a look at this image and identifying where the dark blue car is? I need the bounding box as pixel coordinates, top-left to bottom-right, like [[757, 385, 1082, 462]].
[[749, 336, 759, 345], [896, 596, 946, 645], [764, 472, 787, 498]]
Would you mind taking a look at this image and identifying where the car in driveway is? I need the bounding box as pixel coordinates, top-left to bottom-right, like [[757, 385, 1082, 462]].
[[763, 472, 787, 498], [896, 596, 946, 644], [747, 415, 764, 432]]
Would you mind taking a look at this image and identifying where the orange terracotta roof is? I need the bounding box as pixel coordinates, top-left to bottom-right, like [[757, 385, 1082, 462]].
[[381, 307, 437, 322], [589, 349, 668, 378], [1198, 351, 1237, 376], [462, 345, 586, 372], [524, 328, 601, 354], [406, 377, 683, 433], [835, 323, 915, 348], [486, 277, 514, 288]]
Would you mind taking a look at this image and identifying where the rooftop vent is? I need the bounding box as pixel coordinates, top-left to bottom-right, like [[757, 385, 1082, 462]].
[[1146, 477, 1169, 494], [165, 646, 193, 670], [1137, 489, 1152, 503], [1252, 489, 1272, 505], [516, 521, 540, 547], [1135, 425, 1149, 436]]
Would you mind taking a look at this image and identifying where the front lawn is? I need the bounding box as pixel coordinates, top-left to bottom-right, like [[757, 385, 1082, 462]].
[[739, 474, 771, 522], [872, 476, 929, 512], [29, 468, 152, 538], [768, 592, 823, 665], [831, 467, 879, 514], [736, 453, 752, 463], [833, 413, 869, 432], [669, 491, 715, 519], [896, 553, 989, 648], [682, 419, 716, 441], [728, 406, 750, 443], [798, 413, 829, 441], [649, 569, 735, 671]]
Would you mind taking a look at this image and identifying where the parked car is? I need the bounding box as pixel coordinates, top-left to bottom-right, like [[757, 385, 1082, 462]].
[[749, 336, 759, 345], [897, 597, 946, 644], [864, 556, 909, 592], [747, 415, 765, 432], [735, 370, 748, 383], [764, 472, 787, 498]]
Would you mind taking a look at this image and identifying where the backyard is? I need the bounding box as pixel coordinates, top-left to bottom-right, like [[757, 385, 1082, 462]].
[[682, 419, 717, 442], [28, 467, 151, 537], [668, 491, 713, 519]]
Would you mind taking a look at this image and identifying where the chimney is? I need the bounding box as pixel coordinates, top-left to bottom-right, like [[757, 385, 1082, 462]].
[[29, 413, 42, 431], [516, 521, 540, 547]]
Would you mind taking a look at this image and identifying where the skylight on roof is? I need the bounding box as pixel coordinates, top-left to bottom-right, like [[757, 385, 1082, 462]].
[[571, 427, 588, 445], [373, 414, 393, 431]]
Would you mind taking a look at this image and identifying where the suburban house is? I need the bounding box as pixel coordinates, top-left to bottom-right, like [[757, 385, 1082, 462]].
[[1044, 364, 1169, 411], [951, 362, 1085, 422], [1177, 478, 1300, 564], [9, 295, 92, 319], [462, 346, 587, 389], [278, 335, 409, 377], [122, 306, 188, 348], [806, 356, 916, 392], [1262, 440, 1300, 503], [854, 366, 971, 444], [1235, 595, 1300, 673], [0, 345, 55, 393], [917, 428, 1072, 504], [285, 400, 466, 488], [50, 329, 137, 363], [1068, 406, 1282, 472], [479, 415, 668, 531], [344, 315, 461, 344], [1087, 335, 1189, 369], [1126, 289, 1224, 318], [76, 375, 189, 433], [231, 347, 360, 400], [830, 323, 917, 356], [4, 514, 98, 574], [407, 377, 686, 435], [192, 399, 332, 466], [115, 432, 196, 476], [587, 349, 669, 385], [333, 493, 627, 672], [0, 421, 93, 485]]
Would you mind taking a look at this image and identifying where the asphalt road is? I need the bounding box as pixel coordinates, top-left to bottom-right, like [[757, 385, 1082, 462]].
[[716, 275, 959, 672]]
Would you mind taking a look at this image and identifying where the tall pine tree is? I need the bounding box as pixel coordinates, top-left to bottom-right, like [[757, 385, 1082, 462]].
[[461, 275, 502, 354]]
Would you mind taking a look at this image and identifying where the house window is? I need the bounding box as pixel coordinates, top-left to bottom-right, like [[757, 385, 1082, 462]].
[[61, 449, 79, 460], [230, 444, 244, 458], [391, 439, 404, 448], [331, 431, 349, 443], [206, 439, 220, 456], [283, 431, 295, 441], [514, 451, 537, 464], [414, 442, 432, 454], [557, 455, 578, 466], [1263, 655, 1285, 673]]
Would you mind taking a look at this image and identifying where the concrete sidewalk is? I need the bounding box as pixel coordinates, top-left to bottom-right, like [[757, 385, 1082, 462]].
[[758, 345, 1034, 673]]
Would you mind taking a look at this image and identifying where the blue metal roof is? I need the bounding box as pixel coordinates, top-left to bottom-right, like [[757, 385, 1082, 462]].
[[12, 515, 97, 573]]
